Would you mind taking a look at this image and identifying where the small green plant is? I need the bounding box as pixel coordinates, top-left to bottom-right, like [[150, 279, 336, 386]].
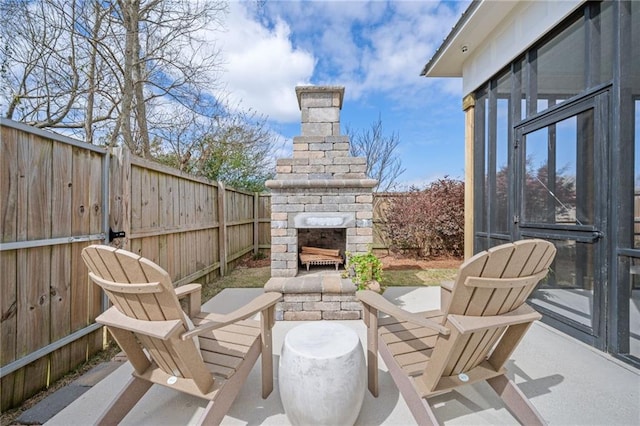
[[345, 250, 384, 292], [252, 251, 267, 261]]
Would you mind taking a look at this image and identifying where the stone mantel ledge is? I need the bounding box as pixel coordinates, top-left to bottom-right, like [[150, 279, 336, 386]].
[[265, 178, 378, 189], [264, 275, 357, 294]]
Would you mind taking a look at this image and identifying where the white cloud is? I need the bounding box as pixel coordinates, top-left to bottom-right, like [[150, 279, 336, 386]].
[[203, 1, 469, 124], [213, 2, 315, 123], [255, 0, 468, 104]]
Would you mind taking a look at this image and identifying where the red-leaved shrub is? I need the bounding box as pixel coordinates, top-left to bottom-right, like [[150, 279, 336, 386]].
[[384, 177, 464, 258]]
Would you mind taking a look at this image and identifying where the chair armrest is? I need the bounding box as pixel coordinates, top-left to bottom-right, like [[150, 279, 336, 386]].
[[175, 283, 201, 298], [97, 306, 183, 340], [181, 292, 282, 340], [175, 283, 202, 316], [447, 304, 542, 334], [357, 290, 450, 335]]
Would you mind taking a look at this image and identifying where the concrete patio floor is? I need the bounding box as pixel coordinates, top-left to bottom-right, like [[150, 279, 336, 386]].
[[46, 287, 639, 425]]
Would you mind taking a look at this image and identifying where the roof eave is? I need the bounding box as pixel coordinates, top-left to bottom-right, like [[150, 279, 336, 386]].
[[421, 0, 521, 78], [420, 0, 480, 77]]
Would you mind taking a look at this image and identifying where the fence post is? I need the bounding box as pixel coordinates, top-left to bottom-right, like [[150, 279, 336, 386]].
[[110, 147, 131, 250], [217, 182, 227, 276], [253, 192, 260, 255]]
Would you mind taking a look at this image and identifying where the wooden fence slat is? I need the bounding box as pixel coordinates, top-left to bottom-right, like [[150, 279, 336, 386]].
[[149, 171, 159, 229], [50, 142, 73, 382], [28, 135, 52, 240], [158, 173, 169, 229], [1, 371, 18, 410], [218, 182, 227, 276], [24, 136, 53, 392], [9, 129, 30, 407], [1, 126, 18, 243], [1, 127, 18, 370], [0, 252, 17, 367], [140, 166, 151, 230], [131, 165, 142, 232], [88, 152, 104, 320], [71, 148, 91, 332], [21, 134, 52, 358], [88, 151, 103, 235], [171, 175, 180, 226], [110, 147, 131, 250], [253, 193, 259, 254], [17, 129, 29, 242]]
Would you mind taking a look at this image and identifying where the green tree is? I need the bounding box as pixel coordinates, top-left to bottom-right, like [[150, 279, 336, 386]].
[[157, 111, 277, 192]]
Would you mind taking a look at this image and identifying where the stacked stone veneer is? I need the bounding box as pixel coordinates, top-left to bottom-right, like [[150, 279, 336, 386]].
[[264, 86, 377, 320]]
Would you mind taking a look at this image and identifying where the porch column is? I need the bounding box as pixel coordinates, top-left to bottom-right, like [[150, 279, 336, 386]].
[[462, 94, 475, 260]]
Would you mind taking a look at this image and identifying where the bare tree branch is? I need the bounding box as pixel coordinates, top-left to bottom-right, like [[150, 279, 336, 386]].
[[346, 115, 406, 192]]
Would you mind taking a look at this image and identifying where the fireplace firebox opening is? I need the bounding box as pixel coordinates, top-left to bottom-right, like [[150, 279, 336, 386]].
[[297, 228, 346, 272]]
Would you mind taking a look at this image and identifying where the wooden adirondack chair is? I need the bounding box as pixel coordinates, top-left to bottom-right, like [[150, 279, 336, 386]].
[[357, 239, 556, 425], [81, 245, 282, 425]]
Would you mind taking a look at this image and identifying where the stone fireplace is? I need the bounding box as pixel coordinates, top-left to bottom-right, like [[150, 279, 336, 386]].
[[264, 86, 377, 320]]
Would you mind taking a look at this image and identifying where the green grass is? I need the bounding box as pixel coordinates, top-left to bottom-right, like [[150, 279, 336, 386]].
[[201, 266, 271, 303], [382, 268, 458, 286]]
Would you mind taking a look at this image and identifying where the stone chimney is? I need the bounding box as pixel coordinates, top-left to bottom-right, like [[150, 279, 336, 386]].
[[264, 86, 377, 320], [266, 85, 376, 279], [296, 86, 343, 136]]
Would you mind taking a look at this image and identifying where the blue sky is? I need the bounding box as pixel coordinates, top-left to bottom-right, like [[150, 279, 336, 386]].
[[213, 0, 471, 189]]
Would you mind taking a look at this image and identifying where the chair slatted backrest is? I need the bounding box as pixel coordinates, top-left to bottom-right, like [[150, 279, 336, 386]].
[[424, 240, 555, 389], [444, 239, 555, 317], [82, 245, 208, 385]]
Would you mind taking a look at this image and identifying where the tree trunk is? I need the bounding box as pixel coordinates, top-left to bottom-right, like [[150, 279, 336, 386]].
[[84, 0, 105, 145], [116, 0, 138, 153], [133, 36, 150, 158]]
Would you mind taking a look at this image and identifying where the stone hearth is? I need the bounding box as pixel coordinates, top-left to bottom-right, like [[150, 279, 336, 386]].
[[264, 86, 377, 320]]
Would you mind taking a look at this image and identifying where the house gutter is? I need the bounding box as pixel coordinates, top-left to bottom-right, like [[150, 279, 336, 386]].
[[420, 0, 480, 76]]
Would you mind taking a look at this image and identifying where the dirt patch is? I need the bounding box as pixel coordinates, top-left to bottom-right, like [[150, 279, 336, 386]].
[[236, 252, 270, 268], [378, 253, 463, 270], [237, 250, 463, 271]]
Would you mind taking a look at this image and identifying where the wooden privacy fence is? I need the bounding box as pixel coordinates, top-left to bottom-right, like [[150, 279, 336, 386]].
[[372, 192, 396, 252], [0, 119, 270, 410], [1, 120, 108, 410], [109, 148, 269, 282]]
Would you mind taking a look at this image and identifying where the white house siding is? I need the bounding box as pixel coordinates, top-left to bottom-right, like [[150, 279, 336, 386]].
[[461, 0, 583, 96]]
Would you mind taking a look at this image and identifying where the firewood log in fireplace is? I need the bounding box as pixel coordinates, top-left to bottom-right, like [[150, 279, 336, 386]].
[[300, 246, 343, 271]]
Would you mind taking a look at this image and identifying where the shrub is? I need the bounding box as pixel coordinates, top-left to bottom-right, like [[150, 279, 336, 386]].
[[384, 177, 464, 258]]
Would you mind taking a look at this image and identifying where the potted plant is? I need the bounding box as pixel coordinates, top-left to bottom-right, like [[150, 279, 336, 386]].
[[344, 250, 385, 293]]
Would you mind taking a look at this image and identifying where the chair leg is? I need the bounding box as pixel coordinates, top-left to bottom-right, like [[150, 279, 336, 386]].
[[378, 341, 440, 425], [198, 341, 263, 425], [363, 305, 379, 397], [261, 307, 275, 398], [96, 377, 152, 426], [487, 374, 547, 426], [199, 400, 226, 426]]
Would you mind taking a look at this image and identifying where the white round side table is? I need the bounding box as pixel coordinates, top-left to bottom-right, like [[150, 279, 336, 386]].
[[278, 321, 366, 426]]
